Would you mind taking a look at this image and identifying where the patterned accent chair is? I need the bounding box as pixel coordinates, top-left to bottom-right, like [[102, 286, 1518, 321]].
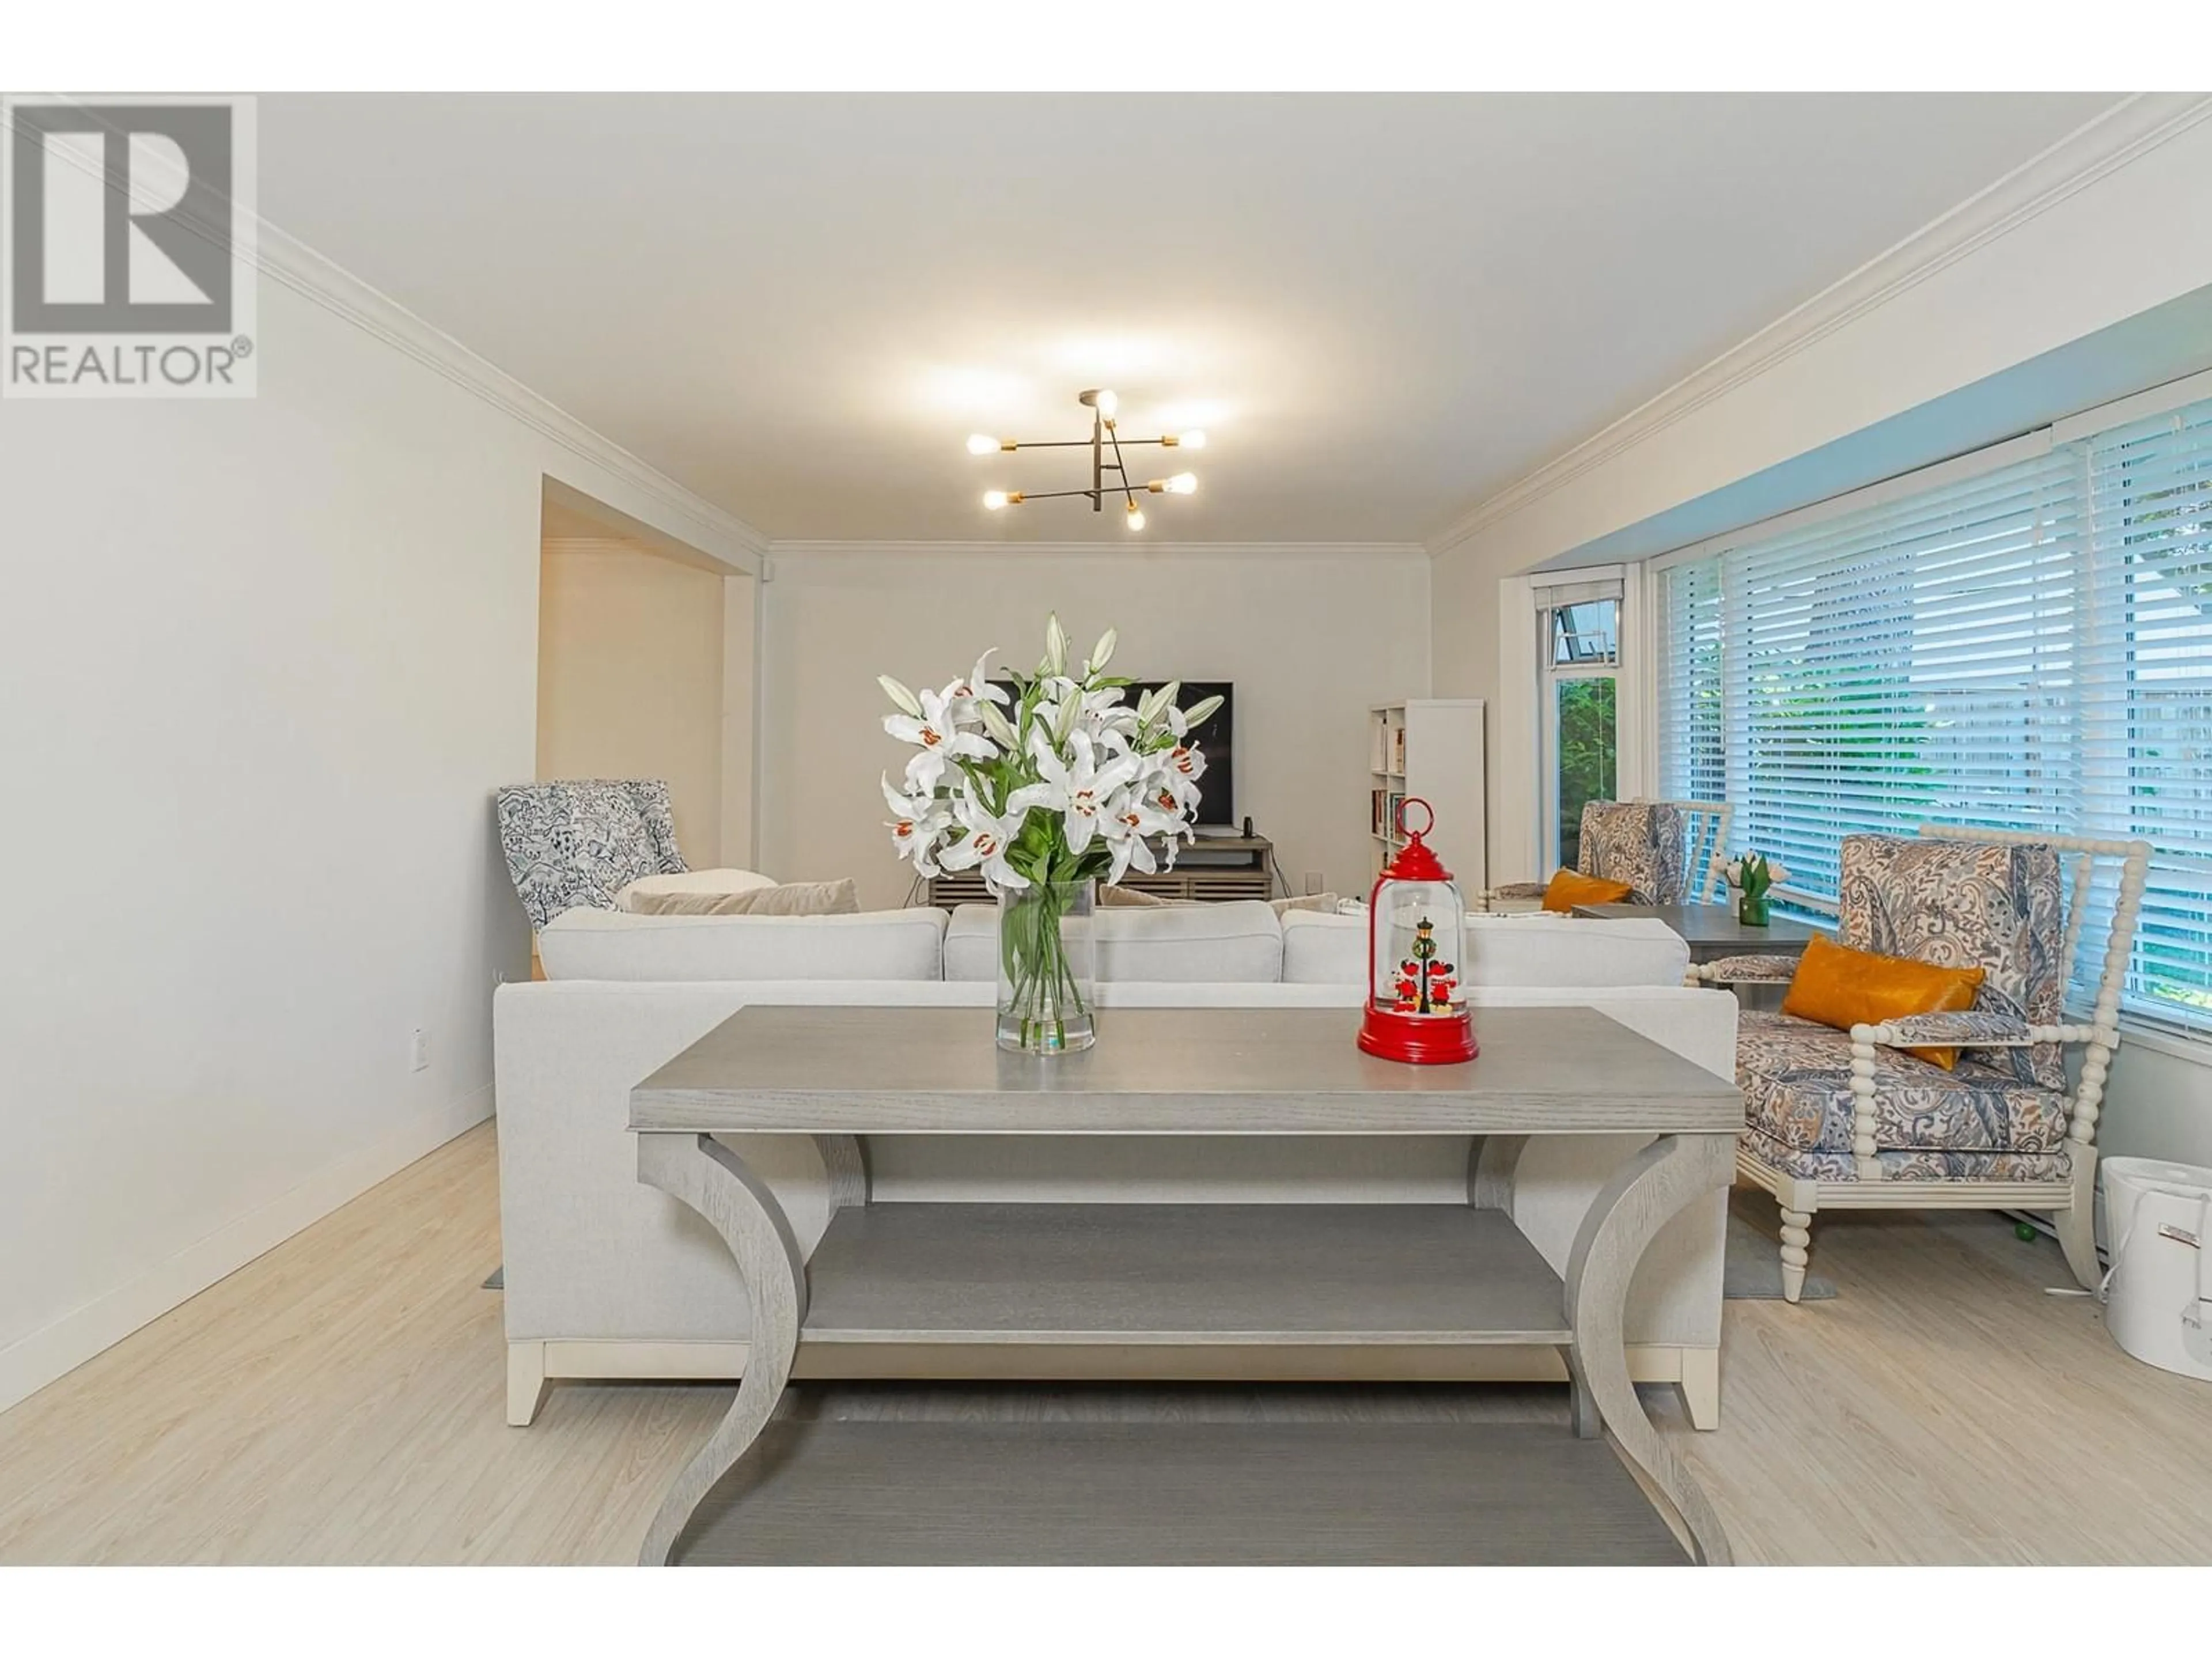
[[1699, 826, 2150, 1301], [495, 779, 688, 931], [1486, 800, 1690, 910]]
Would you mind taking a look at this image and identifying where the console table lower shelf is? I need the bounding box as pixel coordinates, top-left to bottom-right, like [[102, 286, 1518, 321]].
[[627, 1005, 1740, 1567]]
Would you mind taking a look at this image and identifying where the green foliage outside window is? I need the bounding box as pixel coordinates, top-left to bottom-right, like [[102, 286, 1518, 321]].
[[1556, 677, 1616, 869]]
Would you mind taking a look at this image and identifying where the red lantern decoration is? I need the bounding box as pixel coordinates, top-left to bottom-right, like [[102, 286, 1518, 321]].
[[1358, 797, 1478, 1065]]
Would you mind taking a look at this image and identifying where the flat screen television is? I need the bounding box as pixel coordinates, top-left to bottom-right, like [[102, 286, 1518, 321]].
[[990, 677, 1236, 828], [1128, 680, 1233, 828]]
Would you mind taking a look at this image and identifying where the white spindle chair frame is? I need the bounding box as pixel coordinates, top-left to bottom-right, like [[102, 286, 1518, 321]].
[[1657, 799, 1733, 904]]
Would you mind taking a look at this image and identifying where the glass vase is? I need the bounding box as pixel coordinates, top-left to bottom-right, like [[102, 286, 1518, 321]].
[[997, 878, 1096, 1055], [1737, 892, 1771, 927]]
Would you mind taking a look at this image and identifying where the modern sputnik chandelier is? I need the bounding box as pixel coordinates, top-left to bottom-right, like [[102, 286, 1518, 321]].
[[968, 389, 1204, 531]]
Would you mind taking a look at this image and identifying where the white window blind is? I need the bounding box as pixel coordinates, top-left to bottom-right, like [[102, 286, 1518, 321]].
[[1656, 391, 2212, 1036], [2080, 398, 2212, 1032]]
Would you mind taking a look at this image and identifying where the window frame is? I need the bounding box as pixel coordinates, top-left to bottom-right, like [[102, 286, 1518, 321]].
[[1534, 584, 1623, 873]]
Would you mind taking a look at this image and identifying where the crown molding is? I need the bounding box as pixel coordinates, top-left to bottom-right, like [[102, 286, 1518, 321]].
[[767, 539, 1429, 563], [250, 224, 770, 574], [13, 94, 769, 574], [1424, 91, 2212, 563]]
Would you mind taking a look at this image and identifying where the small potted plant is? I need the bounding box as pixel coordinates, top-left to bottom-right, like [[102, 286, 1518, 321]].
[[1724, 852, 1788, 927]]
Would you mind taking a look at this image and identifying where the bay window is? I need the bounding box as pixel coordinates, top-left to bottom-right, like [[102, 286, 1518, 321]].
[[1655, 385, 2212, 1036]]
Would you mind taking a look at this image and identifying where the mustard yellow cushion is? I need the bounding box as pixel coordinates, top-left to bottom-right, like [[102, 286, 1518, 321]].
[[1541, 869, 1635, 913], [1780, 935, 1984, 1069]]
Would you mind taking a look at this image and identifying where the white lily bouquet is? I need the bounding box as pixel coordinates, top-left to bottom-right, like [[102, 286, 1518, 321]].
[[879, 613, 1222, 1054]]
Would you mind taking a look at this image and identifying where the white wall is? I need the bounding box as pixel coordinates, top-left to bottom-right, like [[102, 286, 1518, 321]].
[[0, 266, 759, 1411], [537, 539, 728, 861], [1429, 103, 2212, 1171], [2100, 1035, 2212, 1171], [720, 571, 759, 868], [759, 545, 1431, 910]]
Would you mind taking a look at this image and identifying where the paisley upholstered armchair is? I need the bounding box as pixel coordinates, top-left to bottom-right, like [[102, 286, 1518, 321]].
[[1484, 799, 1691, 911], [1696, 825, 2151, 1301], [495, 778, 688, 931]]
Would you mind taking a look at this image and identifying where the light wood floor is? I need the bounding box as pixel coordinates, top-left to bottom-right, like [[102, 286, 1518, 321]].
[[2, 1122, 2209, 1565]]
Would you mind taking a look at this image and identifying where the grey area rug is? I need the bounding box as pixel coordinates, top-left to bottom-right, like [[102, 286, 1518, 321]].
[[1724, 1213, 1836, 1300]]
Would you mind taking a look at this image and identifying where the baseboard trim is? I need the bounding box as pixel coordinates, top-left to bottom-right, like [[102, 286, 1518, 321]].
[[0, 1085, 494, 1414]]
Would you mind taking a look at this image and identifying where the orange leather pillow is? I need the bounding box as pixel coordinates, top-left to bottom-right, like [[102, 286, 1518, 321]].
[[1541, 869, 1635, 913], [1781, 935, 1985, 1069]]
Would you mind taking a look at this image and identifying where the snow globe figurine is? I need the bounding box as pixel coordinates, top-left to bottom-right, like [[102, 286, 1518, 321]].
[[1357, 798, 1478, 1064]]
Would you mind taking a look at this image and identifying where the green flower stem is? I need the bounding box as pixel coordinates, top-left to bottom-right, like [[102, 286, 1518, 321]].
[[999, 880, 1092, 1052]]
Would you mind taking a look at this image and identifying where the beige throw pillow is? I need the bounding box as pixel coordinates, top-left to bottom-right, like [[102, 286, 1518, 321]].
[[620, 868, 777, 907], [1271, 892, 1340, 916], [1099, 885, 1177, 908], [627, 877, 861, 917]]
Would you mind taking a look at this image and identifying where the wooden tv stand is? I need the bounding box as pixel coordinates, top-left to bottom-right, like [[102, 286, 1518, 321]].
[[925, 832, 1275, 906]]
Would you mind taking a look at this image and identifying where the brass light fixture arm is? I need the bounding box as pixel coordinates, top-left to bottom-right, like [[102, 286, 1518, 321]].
[[977, 388, 1198, 524]]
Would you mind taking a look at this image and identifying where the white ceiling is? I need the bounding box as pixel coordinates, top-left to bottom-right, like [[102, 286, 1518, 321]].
[[257, 93, 2122, 545]]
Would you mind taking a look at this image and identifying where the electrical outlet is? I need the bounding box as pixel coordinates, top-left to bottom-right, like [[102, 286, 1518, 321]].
[[409, 1028, 430, 1072], [1304, 870, 1325, 895]]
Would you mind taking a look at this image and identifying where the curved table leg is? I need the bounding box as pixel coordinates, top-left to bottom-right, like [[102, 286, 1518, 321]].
[[1465, 1133, 1528, 1211], [1566, 1132, 1736, 1567], [637, 1132, 807, 1566], [813, 1133, 869, 1215], [1469, 1137, 1605, 1433]]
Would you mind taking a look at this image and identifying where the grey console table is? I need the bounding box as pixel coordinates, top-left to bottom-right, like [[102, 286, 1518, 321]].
[[1571, 900, 1826, 964], [628, 1004, 1739, 1567]]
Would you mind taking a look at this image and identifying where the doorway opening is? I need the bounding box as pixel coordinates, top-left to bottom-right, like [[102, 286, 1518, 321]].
[[536, 482, 757, 876]]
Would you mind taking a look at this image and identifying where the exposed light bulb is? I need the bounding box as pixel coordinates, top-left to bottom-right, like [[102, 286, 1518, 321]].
[[1165, 472, 1198, 495], [1095, 389, 1119, 419], [1125, 505, 1146, 531], [982, 490, 1009, 510], [966, 434, 999, 456], [1178, 430, 1207, 450]]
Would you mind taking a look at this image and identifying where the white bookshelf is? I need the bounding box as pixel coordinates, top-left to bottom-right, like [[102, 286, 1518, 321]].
[[1368, 700, 1486, 886]]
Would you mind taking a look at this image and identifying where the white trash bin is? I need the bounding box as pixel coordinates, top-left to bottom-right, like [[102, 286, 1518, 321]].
[[2101, 1157, 2212, 1382]]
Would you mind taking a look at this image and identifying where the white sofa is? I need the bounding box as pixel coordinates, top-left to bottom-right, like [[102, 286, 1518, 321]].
[[496, 903, 1737, 1430], [1278, 908, 1696, 988], [539, 904, 950, 982], [942, 899, 1287, 982]]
